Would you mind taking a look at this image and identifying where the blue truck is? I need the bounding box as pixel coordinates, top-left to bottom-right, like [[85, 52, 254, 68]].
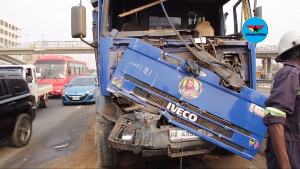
[[71, 0, 267, 168]]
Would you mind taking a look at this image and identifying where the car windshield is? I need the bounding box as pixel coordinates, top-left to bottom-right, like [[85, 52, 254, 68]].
[[69, 78, 94, 86]]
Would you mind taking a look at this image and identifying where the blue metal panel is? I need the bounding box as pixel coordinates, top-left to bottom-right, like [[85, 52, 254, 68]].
[[99, 37, 113, 96], [107, 39, 268, 160], [97, 0, 103, 37], [248, 42, 257, 90]]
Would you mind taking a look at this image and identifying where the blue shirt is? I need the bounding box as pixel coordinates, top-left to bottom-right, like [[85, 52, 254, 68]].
[[263, 59, 300, 141]]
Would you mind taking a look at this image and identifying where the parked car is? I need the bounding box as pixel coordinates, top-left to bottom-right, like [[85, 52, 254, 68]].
[[0, 71, 36, 147], [61, 76, 98, 105]]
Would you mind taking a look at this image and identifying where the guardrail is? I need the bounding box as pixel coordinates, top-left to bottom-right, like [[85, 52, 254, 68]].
[[256, 45, 278, 53], [256, 79, 272, 88], [3, 42, 277, 52], [1, 41, 93, 49]]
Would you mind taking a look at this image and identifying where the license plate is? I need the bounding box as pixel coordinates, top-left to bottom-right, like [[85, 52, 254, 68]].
[[72, 96, 80, 100], [198, 129, 213, 137], [169, 128, 200, 142]]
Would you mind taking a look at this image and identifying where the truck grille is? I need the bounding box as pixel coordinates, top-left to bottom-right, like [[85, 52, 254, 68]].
[[134, 87, 233, 138], [172, 115, 244, 152], [125, 75, 251, 138]]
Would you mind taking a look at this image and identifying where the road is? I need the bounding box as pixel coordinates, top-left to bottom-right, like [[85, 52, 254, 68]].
[[0, 97, 98, 168], [0, 94, 270, 169]]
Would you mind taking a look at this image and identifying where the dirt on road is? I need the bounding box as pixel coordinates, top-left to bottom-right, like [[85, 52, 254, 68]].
[[41, 117, 99, 169]]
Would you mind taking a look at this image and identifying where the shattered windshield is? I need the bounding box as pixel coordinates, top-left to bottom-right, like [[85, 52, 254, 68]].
[[149, 16, 181, 30], [102, 0, 227, 37]]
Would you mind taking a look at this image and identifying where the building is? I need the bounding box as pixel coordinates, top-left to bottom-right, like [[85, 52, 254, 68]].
[[0, 18, 21, 47], [0, 18, 23, 64]]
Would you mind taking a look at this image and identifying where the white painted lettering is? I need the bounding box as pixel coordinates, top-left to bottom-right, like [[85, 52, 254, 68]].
[[167, 102, 172, 109], [171, 104, 178, 112], [176, 108, 184, 115], [183, 111, 189, 119], [166, 102, 198, 122], [189, 114, 198, 122]]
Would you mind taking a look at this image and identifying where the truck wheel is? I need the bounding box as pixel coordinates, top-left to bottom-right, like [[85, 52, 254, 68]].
[[40, 94, 49, 108], [11, 114, 32, 147], [95, 121, 118, 168]]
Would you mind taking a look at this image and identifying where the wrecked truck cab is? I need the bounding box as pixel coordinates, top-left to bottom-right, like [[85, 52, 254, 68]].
[[107, 38, 267, 160], [72, 0, 267, 168]]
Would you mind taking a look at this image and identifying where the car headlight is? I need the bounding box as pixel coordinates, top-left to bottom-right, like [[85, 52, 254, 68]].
[[87, 89, 94, 94], [63, 91, 68, 95]]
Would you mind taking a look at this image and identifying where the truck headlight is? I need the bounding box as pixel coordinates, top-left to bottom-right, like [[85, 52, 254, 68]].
[[121, 128, 135, 144]]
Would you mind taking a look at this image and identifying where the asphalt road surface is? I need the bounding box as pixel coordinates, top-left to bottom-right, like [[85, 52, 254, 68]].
[[0, 94, 269, 169], [0, 96, 98, 168]]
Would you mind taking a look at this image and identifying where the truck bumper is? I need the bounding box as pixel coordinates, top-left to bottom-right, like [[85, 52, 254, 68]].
[[108, 110, 215, 157]]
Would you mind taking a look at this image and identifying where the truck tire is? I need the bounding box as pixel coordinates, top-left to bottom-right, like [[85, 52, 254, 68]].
[[95, 121, 118, 168], [39, 94, 48, 108], [11, 114, 32, 147]]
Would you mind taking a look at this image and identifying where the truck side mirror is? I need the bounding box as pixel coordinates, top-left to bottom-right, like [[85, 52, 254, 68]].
[[26, 76, 33, 83], [68, 68, 71, 75], [71, 5, 86, 38], [254, 6, 262, 18]]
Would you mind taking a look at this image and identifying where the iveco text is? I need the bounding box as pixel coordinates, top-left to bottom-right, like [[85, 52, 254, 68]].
[[166, 102, 198, 122]]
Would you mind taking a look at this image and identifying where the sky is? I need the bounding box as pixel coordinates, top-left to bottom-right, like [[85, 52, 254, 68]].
[[0, 0, 96, 69], [223, 0, 300, 46], [1, 0, 300, 68]]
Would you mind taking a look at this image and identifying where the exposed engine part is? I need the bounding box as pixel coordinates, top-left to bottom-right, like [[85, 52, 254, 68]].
[[108, 110, 214, 157], [123, 104, 145, 112], [159, 0, 244, 90], [184, 59, 202, 76], [223, 52, 245, 80]]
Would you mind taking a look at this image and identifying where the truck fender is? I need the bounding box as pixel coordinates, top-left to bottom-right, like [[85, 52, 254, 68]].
[[96, 96, 120, 123]]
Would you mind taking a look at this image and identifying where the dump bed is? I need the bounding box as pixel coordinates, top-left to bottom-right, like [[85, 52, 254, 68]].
[[107, 39, 268, 160], [37, 83, 52, 96]]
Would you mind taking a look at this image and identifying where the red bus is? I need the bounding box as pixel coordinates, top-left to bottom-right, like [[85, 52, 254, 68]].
[[34, 55, 88, 95]]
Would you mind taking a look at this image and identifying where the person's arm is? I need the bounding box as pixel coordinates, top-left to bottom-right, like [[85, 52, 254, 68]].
[[268, 123, 291, 169]]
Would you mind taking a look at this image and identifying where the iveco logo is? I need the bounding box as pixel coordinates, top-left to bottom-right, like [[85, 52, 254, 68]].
[[166, 102, 198, 122]]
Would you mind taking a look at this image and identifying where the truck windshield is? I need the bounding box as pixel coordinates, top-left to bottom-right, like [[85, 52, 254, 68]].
[[35, 60, 66, 79], [102, 0, 229, 38]]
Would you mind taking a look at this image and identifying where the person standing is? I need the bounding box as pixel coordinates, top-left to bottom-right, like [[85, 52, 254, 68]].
[[263, 29, 300, 169]]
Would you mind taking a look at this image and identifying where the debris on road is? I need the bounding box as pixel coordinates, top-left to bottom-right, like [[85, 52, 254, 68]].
[[54, 143, 69, 149]]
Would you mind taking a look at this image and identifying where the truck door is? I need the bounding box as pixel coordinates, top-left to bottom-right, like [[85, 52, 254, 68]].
[[26, 67, 38, 102]]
